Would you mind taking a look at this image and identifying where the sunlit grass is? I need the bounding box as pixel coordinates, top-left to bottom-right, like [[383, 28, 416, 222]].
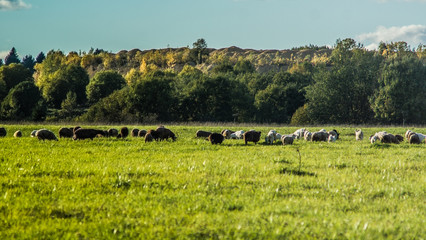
[[0, 124, 425, 239]]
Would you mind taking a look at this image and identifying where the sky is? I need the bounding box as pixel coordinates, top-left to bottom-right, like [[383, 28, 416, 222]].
[[0, 0, 425, 60]]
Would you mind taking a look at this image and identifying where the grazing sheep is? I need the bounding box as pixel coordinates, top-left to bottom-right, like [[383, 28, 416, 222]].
[[243, 130, 262, 145], [395, 135, 404, 142], [59, 127, 74, 138], [304, 131, 312, 141], [156, 126, 176, 141], [355, 129, 363, 141], [147, 129, 160, 141], [145, 133, 154, 142], [370, 135, 379, 144], [370, 131, 399, 144], [73, 126, 81, 135], [36, 129, 58, 141], [221, 129, 234, 139], [275, 133, 282, 141], [14, 130, 22, 138], [117, 127, 129, 139], [234, 130, 245, 139], [138, 129, 147, 137], [208, 133, 224, 145], [311, 131, 329, 142], [405, 130, 413, 140], [409, 134, 421, 144], [265, 130, 276, 145], [230, 133, 238, 139], [131, 128, 140, 137], [328, 134, 336, 142], [30, 130, 37, 137], [73, 129, 107, 140], [108, 128, 119, 137], [281, 135, 294, 145], [196, 130, 212, 138], [293, 128, 305, 140], [416, 133, 426, 143], [0, 127, 6, 137]]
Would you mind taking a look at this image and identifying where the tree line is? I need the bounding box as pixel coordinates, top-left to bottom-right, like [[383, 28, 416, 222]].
[[0, 38, 425, 124]]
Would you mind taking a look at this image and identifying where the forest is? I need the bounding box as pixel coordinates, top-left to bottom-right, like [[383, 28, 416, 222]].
[[0, 38, 425, 125]]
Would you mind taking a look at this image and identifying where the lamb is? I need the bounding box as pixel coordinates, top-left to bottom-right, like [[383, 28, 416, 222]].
[[355, 129, 363, 141], [36, 129, 58, 141], [265, 130, 277, 145]]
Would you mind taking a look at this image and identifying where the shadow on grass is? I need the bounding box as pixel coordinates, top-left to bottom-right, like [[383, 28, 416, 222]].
[[279, 167, 316, 177]]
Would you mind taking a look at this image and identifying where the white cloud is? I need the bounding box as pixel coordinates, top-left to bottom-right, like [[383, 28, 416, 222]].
[[0, 0, 31, 11], [357, 25, 426, 50], [0, 51, 9, 60]]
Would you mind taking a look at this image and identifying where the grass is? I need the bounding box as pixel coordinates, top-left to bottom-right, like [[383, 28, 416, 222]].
[[0, 124, 425, 239]]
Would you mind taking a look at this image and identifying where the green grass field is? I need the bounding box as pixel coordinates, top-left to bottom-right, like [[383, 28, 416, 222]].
[[0, 124, 425, 239]]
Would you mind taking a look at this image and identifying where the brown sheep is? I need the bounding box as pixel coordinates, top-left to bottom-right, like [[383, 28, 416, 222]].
[[36, 129, 58, 141], [381, 134, 399, 144], [59, 127, 74, 138], [131, 128, 140, 137], [311, 131, 329, 142], [14, 130, 22, 138], [138, 129, 147, 137], [196, 130, 212, 138], [243, 130, 262, 145], [0, 127, 6, 137], [145, 133, 154, 142], [156, 126, 176, 141], [208, 133, 224, 145], [281, 135, 294, 145], [108, 128, 119, 137], [147, 129, 160, 141], [73, 129, 107, 140]]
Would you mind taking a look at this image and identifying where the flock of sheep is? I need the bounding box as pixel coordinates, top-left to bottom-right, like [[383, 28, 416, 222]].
[[0, 126, 425, 145]]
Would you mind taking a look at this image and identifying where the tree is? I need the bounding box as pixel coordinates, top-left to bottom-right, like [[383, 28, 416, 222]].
[[22, 55, 36, 74], [0, 59, 3, 67], [4, 47, 20, 65], [35, 52, 46, 63], [86, 70, 126, 104], [192, 38, 208, 64], [370, 56, 426, 124], [0, 81, 45, 120], [0, 63, 33, 91], [234, 59, 255, 74], [58, 91, 79, 119]]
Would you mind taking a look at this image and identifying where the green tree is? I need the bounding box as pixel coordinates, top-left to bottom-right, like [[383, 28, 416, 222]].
[[234, 59, 255, 74], [22, 55, 36, 74], [35, 52, 46, 63], [58, 91, 80, 120], [191, 38, 208, 64], [4, 47, 20, 65], [0, 81, 45, 120], [370, 56, 426, 124], [86, 70, 126, 104], [0, 63, 33, 91]]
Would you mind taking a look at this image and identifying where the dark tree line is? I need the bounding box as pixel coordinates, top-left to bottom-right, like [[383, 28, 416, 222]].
[[0, 38, 425, 124]]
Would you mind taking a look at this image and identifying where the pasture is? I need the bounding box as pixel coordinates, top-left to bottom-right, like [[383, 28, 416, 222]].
[[0, 124, 425, 239]]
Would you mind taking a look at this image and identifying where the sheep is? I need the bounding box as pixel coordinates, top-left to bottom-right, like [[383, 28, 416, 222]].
[[208, 133, 224, 145], [328, 129, 339, 140], [311, 131, 329, 142], [304, 131, 312, 141], [30, 130, 37, 137], [145, 133, 154, 142], [0, 127, 6, 137], [395, 135, 404, 142], [409, 133, 421, 144], [73, 126, 81, 135], [265, 130, 276, 145], [59, 127, 74, 138], [293, 128, 305, 140], [73, 129, 107, 140], [36, 129, 58, 141], [196, 130, 212, 138], [156, 126, 176, 141], [230, 133, 238, 139], [146, 129, 160, 141], [355, 129, 363, 141], [221, 129, 234, 139], [131, 128, 140, 137], [138, 129, 147, 137], [281, 135, 294, 145], [117, 127, 129, 139], [14, 130, 22, 138], [328, 134, 336, 142], [405, 130, 413, 140], [243, 130, 262, 145], [275, 133, 282, 141], [108, 128, 119, 137], [370, 135, 379, 144], [234, 130, 245, 139]]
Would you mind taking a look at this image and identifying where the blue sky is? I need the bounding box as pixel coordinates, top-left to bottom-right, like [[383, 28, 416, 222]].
[[0, 0, 425, 60]]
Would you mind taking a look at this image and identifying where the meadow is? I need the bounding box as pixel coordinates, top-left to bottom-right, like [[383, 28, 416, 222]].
[[0, 124, 425, 239]]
